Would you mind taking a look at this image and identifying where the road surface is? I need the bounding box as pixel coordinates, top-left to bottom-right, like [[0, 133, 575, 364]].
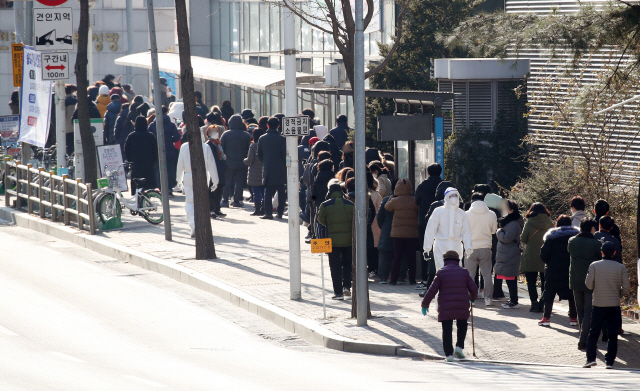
[[0, 223, 638, 390]]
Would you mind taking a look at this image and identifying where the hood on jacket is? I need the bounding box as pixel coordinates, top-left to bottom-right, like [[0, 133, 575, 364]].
[[468, 200, 490, 214], [394, 178, 412, 196], [443, 188, 460, 210], [435, 181, 454, 201], [543, 226, 579, 241], [571, 210, 589, 220], [106, 101, 122, 113], [228, 114, 244, 130], [526, 213, 554, 230]]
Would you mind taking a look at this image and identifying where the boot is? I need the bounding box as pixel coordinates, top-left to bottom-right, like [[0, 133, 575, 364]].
[[250, 200, 263, 216]]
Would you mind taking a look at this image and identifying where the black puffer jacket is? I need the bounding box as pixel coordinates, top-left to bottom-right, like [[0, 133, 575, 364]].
[[221, 128, 251, 169], [540, 226, 579, 301], [312, 170, 335, 204], [424, 181, 457, 223], [415, 175, 442, 229]]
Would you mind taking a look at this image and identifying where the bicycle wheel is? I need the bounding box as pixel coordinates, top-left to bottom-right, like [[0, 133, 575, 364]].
[[97, 193, 122, 224], [141, 190, 163, 224]]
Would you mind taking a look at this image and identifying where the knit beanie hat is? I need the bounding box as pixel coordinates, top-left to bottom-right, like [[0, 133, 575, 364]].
[[99, 85, 109, 95]]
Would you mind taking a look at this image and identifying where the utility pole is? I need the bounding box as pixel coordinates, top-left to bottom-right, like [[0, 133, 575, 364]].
[[354, 0, 368, 326], [22, 0, 34, 163], [126, 0, 134, 83], [283, 0, 301, 300], [147, 0, 172, 241], [55, 80, 66, 168]]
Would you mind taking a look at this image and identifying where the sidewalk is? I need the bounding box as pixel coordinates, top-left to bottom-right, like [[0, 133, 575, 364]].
[[6, 192, 640, 368]]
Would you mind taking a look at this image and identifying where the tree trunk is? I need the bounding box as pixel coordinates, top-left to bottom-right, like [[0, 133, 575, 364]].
[[73, 0, 97, 186], [175, 0, 216, 259]]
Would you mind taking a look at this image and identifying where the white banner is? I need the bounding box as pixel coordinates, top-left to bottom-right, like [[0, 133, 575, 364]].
[[18, 46, 53, 148], [97, 145, 128, 192]]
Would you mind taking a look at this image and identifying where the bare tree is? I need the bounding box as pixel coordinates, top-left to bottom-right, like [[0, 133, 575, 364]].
[[73, 0, 97, 186], [175, 0, 217, 259], [279, 0, 411, 87]]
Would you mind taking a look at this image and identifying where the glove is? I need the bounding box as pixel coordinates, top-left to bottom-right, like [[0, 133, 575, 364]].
[[421, 307, 428, 316], [470, 300, 475, 304], [210, 183, 218, 192]]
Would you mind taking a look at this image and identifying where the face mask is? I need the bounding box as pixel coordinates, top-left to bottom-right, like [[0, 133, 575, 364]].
[[449, 195, 458, 203]]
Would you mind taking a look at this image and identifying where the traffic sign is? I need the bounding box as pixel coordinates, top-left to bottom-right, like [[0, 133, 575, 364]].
[[42, 52, 69, 80], [11, 44, 23, 87], [34, 7, 74, 51], [36, 0, 69, 6], [282, 116, 310, 137], [310, 239, 332, 254]]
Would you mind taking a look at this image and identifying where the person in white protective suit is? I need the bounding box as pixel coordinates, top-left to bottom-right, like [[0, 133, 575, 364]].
[[423, 187, 473, 270], [176, 140, 219, 238]]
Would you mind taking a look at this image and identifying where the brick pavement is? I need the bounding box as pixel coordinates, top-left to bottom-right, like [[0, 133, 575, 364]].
[[19, 193, 640, 368]]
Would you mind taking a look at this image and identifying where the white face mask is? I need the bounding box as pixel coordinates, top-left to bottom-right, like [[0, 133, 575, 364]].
[[449, 195, 458, 203]]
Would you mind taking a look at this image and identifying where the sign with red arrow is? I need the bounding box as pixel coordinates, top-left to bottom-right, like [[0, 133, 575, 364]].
[[42, 52, 69, 81]]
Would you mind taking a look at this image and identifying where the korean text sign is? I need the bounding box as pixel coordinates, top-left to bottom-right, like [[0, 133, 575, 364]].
[[19, 46, 53, 148]]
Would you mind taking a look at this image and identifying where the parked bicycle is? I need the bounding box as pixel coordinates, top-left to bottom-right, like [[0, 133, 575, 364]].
[[95, 162, 164, 225]]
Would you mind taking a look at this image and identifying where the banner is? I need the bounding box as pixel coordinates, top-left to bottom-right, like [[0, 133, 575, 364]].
[[0, 116, 21, 157], [96, 145, 128, 192], [18, 46, 53, 148]]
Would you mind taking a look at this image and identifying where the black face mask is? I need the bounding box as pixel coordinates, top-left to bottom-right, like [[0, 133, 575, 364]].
[[344, 152, 353, 159]]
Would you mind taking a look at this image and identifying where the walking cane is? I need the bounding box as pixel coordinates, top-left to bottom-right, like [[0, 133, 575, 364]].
[[470, 303, 476, 357]]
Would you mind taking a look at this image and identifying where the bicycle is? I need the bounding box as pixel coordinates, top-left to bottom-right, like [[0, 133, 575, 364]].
[[95, 162, 164, 225]]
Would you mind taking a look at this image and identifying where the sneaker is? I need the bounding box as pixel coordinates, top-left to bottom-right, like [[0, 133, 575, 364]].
[[214, 210, 226, 217], [583, 361, 597, 368], [220, 200, 229, 208], [379, 279, 387, 284], [454, 347, 465, 359], [368, 271, 377, 279], [343, 288, 351, 297], [331, 295, 344, 301], [606, 363, 614, 369], [444, 355, 455, 363], [304, 238, 311, 244], [570, 318, 578, 326], [210, 212, 217, 219], [419, 291, 426, 298], [538, 318, 550, 327], [415, 283, 428, 290], [502, 302, 520, 309], [484, 298, 493, 306]]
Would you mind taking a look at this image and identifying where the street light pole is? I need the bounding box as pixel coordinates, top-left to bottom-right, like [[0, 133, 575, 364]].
[[354, 0, 368, 326], [126, 0, 134, 84], [147, 0, 172, 241], [283, 0, 301, 300]]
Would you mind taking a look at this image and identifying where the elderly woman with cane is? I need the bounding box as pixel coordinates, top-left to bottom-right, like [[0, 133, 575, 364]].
[[421, 250, 478, 362]]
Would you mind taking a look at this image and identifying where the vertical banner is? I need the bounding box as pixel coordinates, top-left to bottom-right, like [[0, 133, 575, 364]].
[[18, 46, 53, 148], [434, 116, 444, 179], [12, 44, 24, 87]]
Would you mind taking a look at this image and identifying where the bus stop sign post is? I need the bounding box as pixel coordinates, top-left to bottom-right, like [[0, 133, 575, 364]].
[[311, 238, 332, 319]]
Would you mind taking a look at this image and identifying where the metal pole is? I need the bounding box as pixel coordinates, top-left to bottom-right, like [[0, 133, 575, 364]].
[[147, 0, 172, 241], [88, 26, 94, 84], [55, 80, 66, 168], [321, 253, 326, 319], [354, 0, 367, 326], [14, 0, 24, 43], [283, 0, 301, 300], [126, 0, 134, 84], [22, 1, 33, 163]]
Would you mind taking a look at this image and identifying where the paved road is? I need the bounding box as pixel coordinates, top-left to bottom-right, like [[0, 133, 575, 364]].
[[0, 223, 638, 390]]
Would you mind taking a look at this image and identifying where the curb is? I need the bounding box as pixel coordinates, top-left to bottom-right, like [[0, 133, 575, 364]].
[[0, 206, 407, 357]]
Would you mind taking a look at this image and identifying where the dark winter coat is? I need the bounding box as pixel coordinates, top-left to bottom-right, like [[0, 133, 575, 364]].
[[148, 114, 181, 161], [220, 128, 252, 169], [114, 106, 130, 146], [540, 226, 579, 301], [329, 123, 349, 149], [119, 103, 140, 147], [384, 179, 419, 238], [317, 190, 355, 248], [207, 140, 227, 185], [520, 214, 554, 273], [376, 196, 394, 252], [415, 175, 442, 229], [312, 170, 335, 204], [103, 101, 121, 144], [421, 259, 478, 322], [71, 98, 101, 124], [243, 143, 263, 187], [298, 143, 311, 179], [257, 128, 287, 186], [124, 126, 158, 192], [424, 181, 459, 223], [495, 213, 524, 277], [594, 231, 622, 263], [322, 134, 342, 170], [567, 234, 602, 292]]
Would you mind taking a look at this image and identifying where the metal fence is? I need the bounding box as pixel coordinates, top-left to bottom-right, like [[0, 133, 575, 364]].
[[3, 158, 96, 234]]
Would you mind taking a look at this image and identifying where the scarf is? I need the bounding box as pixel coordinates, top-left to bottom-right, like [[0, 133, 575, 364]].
[[499, 211, 522, 228]]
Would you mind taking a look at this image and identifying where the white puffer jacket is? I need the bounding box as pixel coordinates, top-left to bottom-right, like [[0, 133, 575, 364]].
[[465, 201, 498, 249]]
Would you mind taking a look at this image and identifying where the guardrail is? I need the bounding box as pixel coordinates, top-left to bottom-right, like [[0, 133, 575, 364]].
[[3, 158, 96, 234]]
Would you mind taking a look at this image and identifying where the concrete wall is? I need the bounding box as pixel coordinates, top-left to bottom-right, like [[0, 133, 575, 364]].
[[0, 4, 175, 117]]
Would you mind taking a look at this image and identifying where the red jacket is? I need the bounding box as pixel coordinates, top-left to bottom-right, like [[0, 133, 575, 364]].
[[421, 259, 478, 321]]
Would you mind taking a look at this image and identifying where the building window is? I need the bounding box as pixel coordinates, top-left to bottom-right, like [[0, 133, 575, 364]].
[[249, 56, 270, 68]]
